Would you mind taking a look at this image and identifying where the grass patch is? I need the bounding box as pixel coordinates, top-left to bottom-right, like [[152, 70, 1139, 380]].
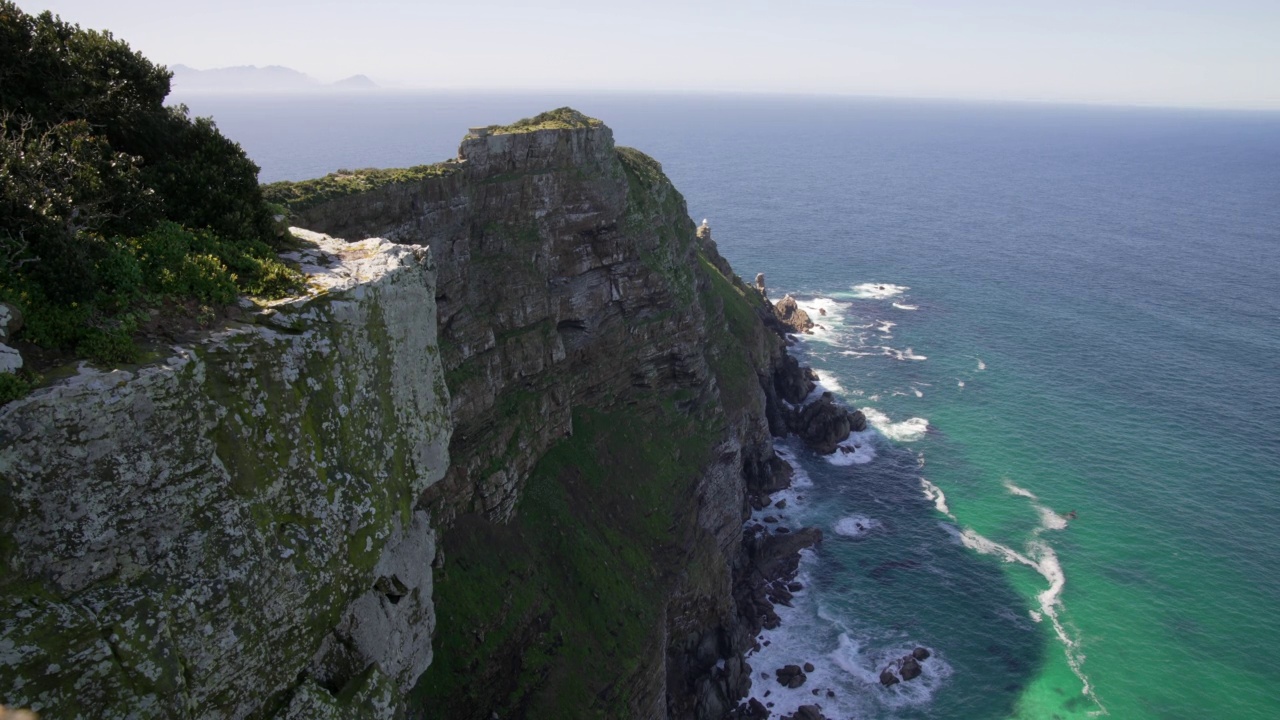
[[261, 163, 460, 215], [492, 108, 603, 135]]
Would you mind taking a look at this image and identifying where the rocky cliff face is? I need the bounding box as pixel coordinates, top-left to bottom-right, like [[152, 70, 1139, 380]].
[[0, 110, 868, 719], [0, 235, 451, 718], [291, 113, 792, 719]]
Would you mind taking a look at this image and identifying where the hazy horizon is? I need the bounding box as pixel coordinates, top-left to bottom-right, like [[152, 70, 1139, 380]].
[[21, 0, 1280, 111]]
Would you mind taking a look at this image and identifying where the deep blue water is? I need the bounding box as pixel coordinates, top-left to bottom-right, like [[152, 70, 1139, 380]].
[[178, 91, 1280, 718]]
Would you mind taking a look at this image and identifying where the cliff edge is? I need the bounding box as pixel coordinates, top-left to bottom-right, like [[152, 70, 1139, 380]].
[[0, 234, 451, 717]]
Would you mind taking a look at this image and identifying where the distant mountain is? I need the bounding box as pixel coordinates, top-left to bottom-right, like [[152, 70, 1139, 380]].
[[170, 65, 378, 93], [332, 74, 378, 90]]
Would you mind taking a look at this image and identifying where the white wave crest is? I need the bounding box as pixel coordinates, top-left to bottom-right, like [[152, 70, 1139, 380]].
[[813, 369, 843, 395], [880, 346, 928, 361], [833, 515, 881, 538], [851, 282, 909, 299], [977, 358, 987, 371], [863, 408, 929, 442], [944, 508, 1107, 714], [1003, 480, 1038, 500], [1038, 506, 1069, 531], [876, 320, 896, 335], [920, 478, 954, 518], [892, 302, 919, 311]]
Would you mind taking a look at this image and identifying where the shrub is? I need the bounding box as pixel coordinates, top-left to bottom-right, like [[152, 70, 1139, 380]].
[[0, 2, 301, 375]]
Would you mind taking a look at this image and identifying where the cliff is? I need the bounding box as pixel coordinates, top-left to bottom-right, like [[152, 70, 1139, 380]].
[[0, 235, 451, 717], [0, 109, 863, 719], [283, 109, 799, 719]]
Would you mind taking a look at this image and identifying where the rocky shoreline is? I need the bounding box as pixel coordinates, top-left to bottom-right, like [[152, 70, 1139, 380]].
[[720, 276, 878, 720]]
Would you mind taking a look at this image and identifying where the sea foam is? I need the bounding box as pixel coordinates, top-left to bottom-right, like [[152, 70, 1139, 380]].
[[834, 515, 881, 538], [851, 282, 909, 300], [825, 430, 877, 465], [863, 408, 930, 442], [880, 346, 928, 361]]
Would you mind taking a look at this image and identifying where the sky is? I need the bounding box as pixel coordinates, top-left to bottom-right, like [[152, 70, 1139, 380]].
[[20, 0, 1280, 110]]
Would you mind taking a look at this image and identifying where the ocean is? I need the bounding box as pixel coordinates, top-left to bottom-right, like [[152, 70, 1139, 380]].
[[177, 91, 1280, 719]]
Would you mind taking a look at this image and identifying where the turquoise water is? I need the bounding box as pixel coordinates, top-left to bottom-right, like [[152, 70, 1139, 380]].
[[185, 93, 1280, 718]]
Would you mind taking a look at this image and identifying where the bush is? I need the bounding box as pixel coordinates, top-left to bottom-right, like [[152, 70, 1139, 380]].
[[0, 2, 301, 373], [0, 372, 32, 404]]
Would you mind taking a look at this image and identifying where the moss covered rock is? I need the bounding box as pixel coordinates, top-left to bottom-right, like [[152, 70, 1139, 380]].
[[0, 232, 450, 718]]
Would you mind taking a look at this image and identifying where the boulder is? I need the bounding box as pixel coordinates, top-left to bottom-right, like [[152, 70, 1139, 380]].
[[775, 664, 807, 688], [0, 343, 22, 375], [785, 705, 827, 720], [912, 647, 931, 661], [803, 661, 815, 673], [744, 698, 769, 720], [0, 302, 23, 342], [879, 668, 899, 687], [900, 656, 922, 681]]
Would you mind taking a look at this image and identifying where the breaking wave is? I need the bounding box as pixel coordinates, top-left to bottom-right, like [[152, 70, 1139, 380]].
[[863, 408, 930, 442], [851, 282, 909, 300]]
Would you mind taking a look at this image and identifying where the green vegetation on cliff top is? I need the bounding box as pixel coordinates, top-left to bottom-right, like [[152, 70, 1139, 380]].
[[0, 2, 301, 378], [262, 108, 604, 216], [261, 162, 460, 215], [492, 107, 604, 134]]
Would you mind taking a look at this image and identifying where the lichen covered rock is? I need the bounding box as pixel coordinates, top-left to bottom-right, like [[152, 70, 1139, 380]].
[[0, 232, 450, 718]]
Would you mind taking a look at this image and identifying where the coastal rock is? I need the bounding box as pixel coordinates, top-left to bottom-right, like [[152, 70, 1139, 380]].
[[880, 668, 900, 687], [751, 527, 822, 580], [776, 664, 807, 688], [900, 656, 922, 681], [792, 392, 855, 454], [913, 647, 931, 661], [773, 294, 814, 334], [783, 704, 827, 720]]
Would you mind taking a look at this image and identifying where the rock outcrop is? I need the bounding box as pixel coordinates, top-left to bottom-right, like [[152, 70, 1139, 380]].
[[879, 647, 935, 687], [772, 294, 813, 334], [0, 234, 451, 718]]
